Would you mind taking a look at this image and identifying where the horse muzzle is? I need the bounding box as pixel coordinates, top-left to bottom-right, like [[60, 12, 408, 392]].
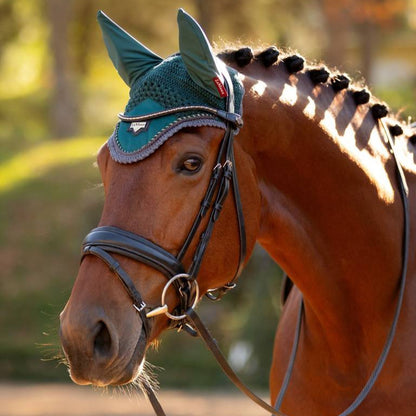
[[59, 297, 147, 386]]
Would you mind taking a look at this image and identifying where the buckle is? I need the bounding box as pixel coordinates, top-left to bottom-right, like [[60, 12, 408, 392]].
[[205, 283, 236, 301], [216, 110, 243, 128]]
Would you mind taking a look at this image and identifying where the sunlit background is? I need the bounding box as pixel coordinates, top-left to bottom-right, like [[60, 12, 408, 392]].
[[1, 0, 415, 396]]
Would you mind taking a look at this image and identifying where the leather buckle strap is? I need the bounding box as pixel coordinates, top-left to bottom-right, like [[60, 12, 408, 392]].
[[82, 244, 152, 338], [83, 226, 185, 278], [176, 162, 223, 263], [187, 158, 233, 278], [272, 120, 410, 415], [81, 226, 189, 328], [185, 307, 288, 416]]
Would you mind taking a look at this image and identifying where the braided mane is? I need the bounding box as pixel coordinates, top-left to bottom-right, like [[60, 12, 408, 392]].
[[218, 46, 416, 145]]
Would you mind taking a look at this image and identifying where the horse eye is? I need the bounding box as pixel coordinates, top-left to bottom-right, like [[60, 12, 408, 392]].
[[181, 157, 202, 173]]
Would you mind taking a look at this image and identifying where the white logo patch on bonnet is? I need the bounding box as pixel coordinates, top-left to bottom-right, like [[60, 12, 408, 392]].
[[128, 121, 149, 135]]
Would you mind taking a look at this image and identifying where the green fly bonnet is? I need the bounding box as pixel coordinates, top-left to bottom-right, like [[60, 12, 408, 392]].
[[98, 9, 244, 164]]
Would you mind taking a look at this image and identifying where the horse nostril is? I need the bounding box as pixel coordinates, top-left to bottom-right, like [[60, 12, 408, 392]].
[[94, 321, 112, 358]]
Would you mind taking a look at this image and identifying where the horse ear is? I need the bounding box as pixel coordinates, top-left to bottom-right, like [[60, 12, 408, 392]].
[[97, 10, 163, 87], [177, 9, 228, 98]]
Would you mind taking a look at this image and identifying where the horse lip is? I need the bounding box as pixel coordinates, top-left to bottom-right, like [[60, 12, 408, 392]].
[[109, 326, 149, 386], [113, 326, 148, 385], [109, 324, 149, 386], [94, 353, 146, 386]]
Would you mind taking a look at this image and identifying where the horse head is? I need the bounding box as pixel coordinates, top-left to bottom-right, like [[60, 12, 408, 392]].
[[59, 7, 416, 415], [59, 9, 261, 387]]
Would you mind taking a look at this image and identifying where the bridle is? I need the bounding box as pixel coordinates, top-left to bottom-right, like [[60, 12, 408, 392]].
[[81, 99, 246, 330], [82, 66, 247, 326], [80, 71, 273, 413], [79, 67, 410, 416]]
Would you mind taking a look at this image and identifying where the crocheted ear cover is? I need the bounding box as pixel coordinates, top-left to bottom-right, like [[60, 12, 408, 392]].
[[98, 9, 244, 164], [108, 55, 244, 163]]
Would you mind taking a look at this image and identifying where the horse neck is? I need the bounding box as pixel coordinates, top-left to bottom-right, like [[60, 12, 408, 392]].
[[237, 66, 404, 339]]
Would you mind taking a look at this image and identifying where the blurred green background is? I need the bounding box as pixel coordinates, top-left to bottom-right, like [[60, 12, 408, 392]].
[[0, 0, 415, 389]]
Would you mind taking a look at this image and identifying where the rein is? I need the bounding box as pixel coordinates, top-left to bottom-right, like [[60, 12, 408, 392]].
[[275, 119, 410, 415], [81, 79, 409, 415]]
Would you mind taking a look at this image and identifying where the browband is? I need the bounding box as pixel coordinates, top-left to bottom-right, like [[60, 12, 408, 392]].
[[118, 106, 243, 129]]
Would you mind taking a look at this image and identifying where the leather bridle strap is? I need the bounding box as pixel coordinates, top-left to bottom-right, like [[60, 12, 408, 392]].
[[186, 129, 241, 281], [185, 307, 289, 416], [83, 226, 185, 277], [115, 98, 246, 297], [142, 384, 167, 416], [273, 119, 410, 415], [335, 120, 409, 415], [82, 244, 152, 338], [174, 114, 235, 266], [82, 226, 189, 319]]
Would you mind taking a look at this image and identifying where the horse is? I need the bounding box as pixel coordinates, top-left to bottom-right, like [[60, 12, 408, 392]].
[[59, 9, 416, 416]]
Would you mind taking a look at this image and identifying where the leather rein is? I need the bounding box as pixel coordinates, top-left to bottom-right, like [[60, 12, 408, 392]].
[[80, 71, 409, 415]]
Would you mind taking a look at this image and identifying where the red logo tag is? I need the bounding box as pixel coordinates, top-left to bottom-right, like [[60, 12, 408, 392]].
[[213, 77, 228, 98]]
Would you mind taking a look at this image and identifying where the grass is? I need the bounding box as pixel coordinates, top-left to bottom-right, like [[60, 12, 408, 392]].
[[374, 84, 416, 121], [0, 137, 104, 194], [0, 136, 105, 381]]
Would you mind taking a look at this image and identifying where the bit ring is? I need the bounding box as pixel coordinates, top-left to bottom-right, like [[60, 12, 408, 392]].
[[146, 273, 199, 320]]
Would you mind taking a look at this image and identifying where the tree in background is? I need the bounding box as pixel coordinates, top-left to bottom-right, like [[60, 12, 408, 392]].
[[46, 0, 79, 138], [319, 0, 408, 82], [0, 0, 21, 62]]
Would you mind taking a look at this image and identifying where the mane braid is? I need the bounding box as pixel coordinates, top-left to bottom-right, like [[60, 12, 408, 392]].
[[255, 46, 280, 67], [217, 48, 254, 67], [371, 103, 389, 119], [389, 124, 403, 137], [283, 55, 305, 73], [353, 89, 371, 105], [331, 74, 350, 92], [308, 67, 330, 85]]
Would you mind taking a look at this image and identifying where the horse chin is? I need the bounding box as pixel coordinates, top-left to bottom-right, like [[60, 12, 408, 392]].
[[68, 352, 146, 387], [69, 359, 145, 387]]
